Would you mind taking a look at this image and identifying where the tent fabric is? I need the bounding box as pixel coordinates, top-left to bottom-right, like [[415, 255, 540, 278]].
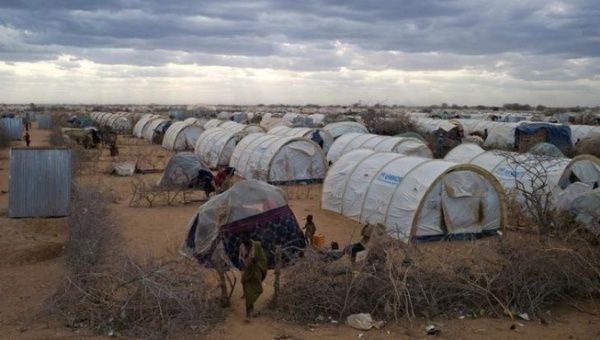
[[396, 131, 426, 142], [194, 128, 244, 169], [260, 112, 284, 131], [570, 125, 600, 144], [449, 148, 600, 208], [204, 119, 225, 129], [133, 114, 161, 138], [327, 132, 432, 164], [180, 180, 305, 268], [515, 123, 572, 152], [322, 149, 505, 242], [112, 161, 137, 176], [162, 121, 204, 151], [230, 133, 328, 184], [323, 121, 369, 139], [444, 143, 485, 163], [218, 121, 265, 134], [158, 152, 210, 188], [142, 118, 169, 142], [570, 189, 600, 236], [529, 142, 565, 158], [91, 112, 133, 133], [268, 126, 334, 152]]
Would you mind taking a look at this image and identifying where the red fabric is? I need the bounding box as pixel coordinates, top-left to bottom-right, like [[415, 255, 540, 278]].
[[214, 171, 227, 187]]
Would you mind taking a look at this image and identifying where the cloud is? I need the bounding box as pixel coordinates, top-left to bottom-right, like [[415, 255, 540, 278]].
[[0, 0, 598, 104]]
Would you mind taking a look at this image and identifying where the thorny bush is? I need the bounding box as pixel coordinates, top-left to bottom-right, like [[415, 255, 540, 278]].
[[47, 186, 224, 338], [276, 235, 600, 323]]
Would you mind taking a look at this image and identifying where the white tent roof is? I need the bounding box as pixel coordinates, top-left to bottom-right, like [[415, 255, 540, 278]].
[[133, 114, 161, 138], [194, 128, 242, 169], [444, 143, 486, 163], [218, 121, 265, 134], [323, 121, 368, 139], [445, 144, 600, 207], [571, 125, 600, 144], [162, 121, 204, 151], [268, 126, 334, 152], [260, 112, 284, 131], [322, 149, 505, 242], [327, 132, 432, 164], [158, 152, 210, 188], [413, 117, 460, 133], [204, 119, 225, 129], [230, 133, 328, 184], [142, 118, 169, 142]]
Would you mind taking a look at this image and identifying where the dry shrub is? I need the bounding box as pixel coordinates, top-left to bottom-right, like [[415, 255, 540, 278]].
[[0, 126, 10, 148], [63, 186, 119, 274], [47, 186, 224, 338], [49, 257, 223, 338], [49, 127, 67, 147], [361, 109, 415, 136], [276, 236, 600, 323]]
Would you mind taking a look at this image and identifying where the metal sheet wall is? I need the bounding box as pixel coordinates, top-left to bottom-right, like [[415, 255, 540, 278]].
[[9, 148, 72, 218], [0, 117, 24, 140], [37, 115, 53, 129]]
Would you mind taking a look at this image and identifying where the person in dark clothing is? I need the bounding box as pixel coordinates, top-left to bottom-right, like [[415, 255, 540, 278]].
[[310, 130, 324, 149], [109, 142, 119, 156], [303, 214, 317, 245], [194, 169, 215, 198], [24, 132, 31, 147]]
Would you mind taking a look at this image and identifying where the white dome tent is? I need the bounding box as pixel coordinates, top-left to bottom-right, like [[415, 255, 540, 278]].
[[268, 126, 334, 152], [194, 128, 244, 169], [327, 133, 433, 164], [444, 143, 600, 205], [322, 149, 506, 242], [142, 117, 169, 142], [570, 125, 600, 144], [133, 114, 161, 138], [323, 121, 369, 139], [218, 121, 265, 134], [230, 133, 328, 184], [158, 152, 211, 188], [204, 119, 225, 129], [162, 121, 205, 151]]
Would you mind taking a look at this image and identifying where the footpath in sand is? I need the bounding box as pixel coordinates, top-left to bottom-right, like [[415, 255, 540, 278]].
[[0, 124, 598, 339]]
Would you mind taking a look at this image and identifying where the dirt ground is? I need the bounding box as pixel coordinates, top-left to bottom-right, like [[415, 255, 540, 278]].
[[0, 124, 599, 339]]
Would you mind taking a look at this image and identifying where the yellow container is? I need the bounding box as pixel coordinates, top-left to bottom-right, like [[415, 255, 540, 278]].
[[312, 234, 325, 247]]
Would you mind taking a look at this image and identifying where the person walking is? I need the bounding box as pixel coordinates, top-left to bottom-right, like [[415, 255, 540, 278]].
[[24, 132, 31, 147], [239, 233, 267, 321]]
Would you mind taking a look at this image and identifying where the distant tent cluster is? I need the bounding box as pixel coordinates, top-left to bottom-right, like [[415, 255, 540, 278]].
[[90, 112, 134, 133]]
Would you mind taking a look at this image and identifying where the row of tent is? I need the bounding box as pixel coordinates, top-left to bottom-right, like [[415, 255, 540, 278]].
[[90, 112, 135, 133], [445, 143, 600, 211], [412, 116, 600, 151]]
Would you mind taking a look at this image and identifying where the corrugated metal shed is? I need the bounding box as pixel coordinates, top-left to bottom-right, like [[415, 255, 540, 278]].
[[37, 115, 53, 129], [0, 117, 24, 140], [9, 147, 72, 218]]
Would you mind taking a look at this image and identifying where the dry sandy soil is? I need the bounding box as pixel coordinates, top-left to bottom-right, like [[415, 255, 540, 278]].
[[0, 125, 599, 339]]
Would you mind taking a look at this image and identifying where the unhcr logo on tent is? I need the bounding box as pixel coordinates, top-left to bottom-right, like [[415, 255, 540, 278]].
[[377, 172, 402, 185]]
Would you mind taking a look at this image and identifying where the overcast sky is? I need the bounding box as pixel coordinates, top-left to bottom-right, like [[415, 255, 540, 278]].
[[0, 0, 598, 106]]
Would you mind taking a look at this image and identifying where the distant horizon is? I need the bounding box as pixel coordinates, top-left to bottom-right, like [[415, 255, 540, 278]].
[[1, 2, 598, 106], [1, 102, 598, 109]]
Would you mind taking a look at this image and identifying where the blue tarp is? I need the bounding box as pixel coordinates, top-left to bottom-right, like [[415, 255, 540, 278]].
[[515, 123, 572, 152]]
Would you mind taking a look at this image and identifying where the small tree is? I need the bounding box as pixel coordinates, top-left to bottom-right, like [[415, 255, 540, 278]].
[[501, 152, 562, 238]]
